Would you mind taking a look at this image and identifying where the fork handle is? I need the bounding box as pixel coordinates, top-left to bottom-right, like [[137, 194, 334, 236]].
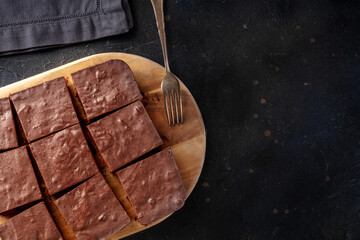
[[150, 0, 170, 73]]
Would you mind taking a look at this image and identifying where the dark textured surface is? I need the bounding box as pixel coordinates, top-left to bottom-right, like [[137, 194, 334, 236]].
[[1, 0, 360, 239]]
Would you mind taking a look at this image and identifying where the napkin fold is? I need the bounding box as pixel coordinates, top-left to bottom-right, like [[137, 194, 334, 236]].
[[0, 0, 133, 56]]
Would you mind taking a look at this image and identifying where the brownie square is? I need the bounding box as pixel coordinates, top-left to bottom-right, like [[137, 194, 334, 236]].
[[29, 124, 98, 195], [55, 173, 130, 240], [71, 59, 142, 120], [10, 77, 78, 142], [116, 149, 186, 225], [0, 202, 62, 240], [0, 147, 42, 213], [0, 97, 17, 150], [87, 101, 163, 172]]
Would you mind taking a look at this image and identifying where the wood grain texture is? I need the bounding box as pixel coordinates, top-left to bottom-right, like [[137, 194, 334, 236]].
[[0, 53, 206, 240]]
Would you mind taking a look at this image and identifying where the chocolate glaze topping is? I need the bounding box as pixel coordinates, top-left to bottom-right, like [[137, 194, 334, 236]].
[[0, 97, 17, 150], [117, 149, 186, 225], [30, 124, 99, 195], [87, 101, 163, 171], [0, 202, 62, 240], [0, 147, 42, 213], [55, 173, 130, 240], [71, 59, 142, 120], [10, 77, 78, 142]]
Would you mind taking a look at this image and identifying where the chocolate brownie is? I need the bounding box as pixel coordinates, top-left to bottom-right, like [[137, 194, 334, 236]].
[[117, 149, 186, 225], [55, 173, 130, 240], [29, 124, 98, 195], [10, 77, 78, 142], [0, 202, 62, 240], [0, 97, 17, 150], [87, 101, 163, 171], [71, 59, 142, 120], [0, 147, 42, 213]]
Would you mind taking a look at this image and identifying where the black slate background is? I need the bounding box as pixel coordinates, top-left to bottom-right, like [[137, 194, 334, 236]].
[[2, 0, 360, 239]]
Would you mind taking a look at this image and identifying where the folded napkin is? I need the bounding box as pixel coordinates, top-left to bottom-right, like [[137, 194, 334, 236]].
[[0, 0, 133, 56]]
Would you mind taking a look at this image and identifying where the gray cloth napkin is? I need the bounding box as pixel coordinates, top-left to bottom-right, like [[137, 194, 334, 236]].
[[0, 0, 133, 56]]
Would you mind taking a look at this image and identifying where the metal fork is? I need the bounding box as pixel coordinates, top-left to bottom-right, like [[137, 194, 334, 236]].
[[150, 0, 183, 125]]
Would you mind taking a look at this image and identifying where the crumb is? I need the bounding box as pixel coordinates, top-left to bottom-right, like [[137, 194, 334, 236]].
[[304, 82, 309, 86], [205, 197, 211, 203], [165, 15, 171, 22], [331, 53, 336, 57], [274, 139, 279, 144], [253, 80, 259, 86], [325, 176, 331, 182], [273, 208, 279, 214], [226, 164, 231, 171], [253, 113, 259, 119], [264, 130, 271, 137], [304, 135, 307, 139], [310, 38, 315, 43], [202, 181, 210, 187], [295, 25, 301, 30], [249, 169, 255, 174], [242, 24, 248, 30], [284, 209, 290, 214], [260, 98, 267, 104], [275, 66, 280, 72]]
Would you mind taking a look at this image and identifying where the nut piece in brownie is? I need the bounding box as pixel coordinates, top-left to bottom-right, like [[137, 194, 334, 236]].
[[55, 173, 130, 240], [116, 148, 186, 225], [71, 59, 142, 120], [0, 202, 62, 240], [87, 101, 163, 172], [0, 97, 17, 150], [29, 124, 98, 195], [0, 147, 42, 213], [10, 77, 78, 142]]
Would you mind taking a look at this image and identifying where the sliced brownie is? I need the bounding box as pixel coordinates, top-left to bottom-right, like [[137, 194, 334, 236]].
[[10, 77, 78, 142], [0, 202, 62, 240], [0, 97, 17, 150], [87, 101, 163, 171], [117, 149, 186, 225], [55, 173, 130, 240], [29, 124, 98, 195], [0, 147, 42, 213], [71, 59, 142, 120]]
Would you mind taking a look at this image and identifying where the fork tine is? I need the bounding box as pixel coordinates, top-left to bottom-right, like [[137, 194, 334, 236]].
[[169, 91, 175, 125], [174, 91, 180, 124], [178, 89, 183, 123], [163, 91, 171, 125]]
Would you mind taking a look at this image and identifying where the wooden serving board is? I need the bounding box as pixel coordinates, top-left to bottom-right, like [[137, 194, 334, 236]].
[[0, 53, 206, 240]]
